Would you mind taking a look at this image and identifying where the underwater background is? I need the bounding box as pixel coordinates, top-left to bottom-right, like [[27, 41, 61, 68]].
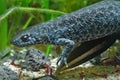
[[0, 0, 120, 80]]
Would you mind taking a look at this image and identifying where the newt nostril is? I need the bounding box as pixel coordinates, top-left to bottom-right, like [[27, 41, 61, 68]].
[[11, 38, 20, 46]]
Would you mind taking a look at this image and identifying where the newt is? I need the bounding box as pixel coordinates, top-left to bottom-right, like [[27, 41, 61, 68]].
[[11, 0, 120, 69]]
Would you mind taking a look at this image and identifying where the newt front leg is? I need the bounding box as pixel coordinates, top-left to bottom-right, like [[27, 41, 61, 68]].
[[55, 38, 75, 67]]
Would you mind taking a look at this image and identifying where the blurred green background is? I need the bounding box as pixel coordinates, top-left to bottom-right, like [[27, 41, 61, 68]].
[[0, 0, 120, 56]]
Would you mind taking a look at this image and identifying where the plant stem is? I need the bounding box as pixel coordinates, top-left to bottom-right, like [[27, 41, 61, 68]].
[[0, 7, 66, 23]]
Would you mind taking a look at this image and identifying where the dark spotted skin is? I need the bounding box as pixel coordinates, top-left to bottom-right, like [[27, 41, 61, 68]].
[[11, 0, 120, 67]]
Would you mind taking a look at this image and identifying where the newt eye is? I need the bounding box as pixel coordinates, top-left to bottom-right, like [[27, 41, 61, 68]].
[[21, 35, 29, 42], [42, 56, 45, 60]]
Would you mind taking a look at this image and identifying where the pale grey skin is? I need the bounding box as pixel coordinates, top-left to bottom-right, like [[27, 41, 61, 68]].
[[11, 0, 120, 67]]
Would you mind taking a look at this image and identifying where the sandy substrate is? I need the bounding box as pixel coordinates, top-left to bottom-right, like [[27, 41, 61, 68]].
[[2, 59, 120, 80]]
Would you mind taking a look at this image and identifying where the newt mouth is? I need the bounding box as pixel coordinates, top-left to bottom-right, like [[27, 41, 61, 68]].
[[11, 39, 33, 47]]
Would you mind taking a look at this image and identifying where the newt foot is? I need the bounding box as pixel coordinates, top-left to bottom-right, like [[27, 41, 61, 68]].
[[57, 54, 68, 67]]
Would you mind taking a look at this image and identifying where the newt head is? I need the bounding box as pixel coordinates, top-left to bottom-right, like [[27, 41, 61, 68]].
[[11, 30, 38, 47], [11, 28, 49, 47]]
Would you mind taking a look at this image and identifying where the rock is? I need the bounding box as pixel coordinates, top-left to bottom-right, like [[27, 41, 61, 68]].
[[0, 64, 18, 80], [20, 48, 51, 71]]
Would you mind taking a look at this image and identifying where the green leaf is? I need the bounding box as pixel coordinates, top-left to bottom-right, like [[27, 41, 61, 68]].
[[0, 0, 7, 51], [22, 15, 33, 30], [0, 51, 11, 59], [46, 44, 51, 56]]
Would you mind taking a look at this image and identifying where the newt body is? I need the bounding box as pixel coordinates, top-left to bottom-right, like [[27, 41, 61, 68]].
[[11, 0, 120, 68]]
